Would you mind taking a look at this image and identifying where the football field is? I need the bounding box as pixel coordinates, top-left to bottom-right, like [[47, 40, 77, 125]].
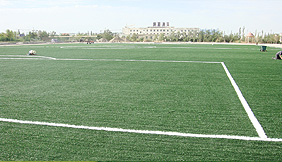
[[0, 43, 281, 160]]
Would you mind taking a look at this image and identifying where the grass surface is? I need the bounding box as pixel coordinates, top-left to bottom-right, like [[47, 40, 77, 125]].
[[0, 43, 282, 160]]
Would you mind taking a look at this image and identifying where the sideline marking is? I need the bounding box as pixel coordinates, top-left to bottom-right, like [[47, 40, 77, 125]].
[[0, 118, 281, 142], [1, 55, 269, 139], [221, 62, 267, 139]]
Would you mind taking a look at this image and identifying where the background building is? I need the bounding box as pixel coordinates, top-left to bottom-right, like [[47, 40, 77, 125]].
[[122, 22, 200, 41]]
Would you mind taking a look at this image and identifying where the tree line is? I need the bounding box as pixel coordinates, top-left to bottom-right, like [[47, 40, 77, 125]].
[[126, 29, 281, 44], [0, 29, 115, 43], [0, 29, 56, 42], [0, 28, 281, 44]]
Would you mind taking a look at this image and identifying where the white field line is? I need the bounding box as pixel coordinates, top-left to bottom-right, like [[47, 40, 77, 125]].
[[59, 46, 240, 50], [0, 55, 220, 63], [221, 62, 267, 139], [0, 55, 56, 60], [0, 55, 30, 57], [0, 58, 43, 60], [0, 118, 281, 142], [38, 56, 57, 60], [55, 58, 221, 64]]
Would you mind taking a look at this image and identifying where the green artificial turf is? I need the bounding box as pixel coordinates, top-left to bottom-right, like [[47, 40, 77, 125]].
[[0, 43, 281, 160]]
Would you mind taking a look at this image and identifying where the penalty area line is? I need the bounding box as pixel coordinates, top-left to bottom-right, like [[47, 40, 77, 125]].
[[221, 62, 267, 139], [0, 118, 281, 142], [55, 58, 221, 64]]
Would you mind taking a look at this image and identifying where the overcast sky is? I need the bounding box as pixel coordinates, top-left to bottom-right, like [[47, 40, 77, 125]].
[[0, 0, 281, 34]]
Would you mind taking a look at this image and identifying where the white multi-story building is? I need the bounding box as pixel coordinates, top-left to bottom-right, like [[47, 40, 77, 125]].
[[122, 22, 200, 40]]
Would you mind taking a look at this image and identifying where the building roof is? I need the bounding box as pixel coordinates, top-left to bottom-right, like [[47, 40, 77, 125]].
[[109, 36, 124, 43], [246, 32, 254, 37]]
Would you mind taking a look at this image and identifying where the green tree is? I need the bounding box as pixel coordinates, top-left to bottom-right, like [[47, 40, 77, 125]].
[[229, 32, 234, 42], [262, 33, 280, 44], [28, 31, 38, 40], [183, 33, 190, 42], [96, 34, 102, 40], [168, 32, 178, 42], [139, 37, 144, 42], [130, 33, 138, 42], [203, 30, 211, 42], [158, 33, 165, 42], [102, 29, 114, 41], [198, 31, 204, 42], [211, 30, 222, 42], [223, 34, 231, 42], [233, 33, 241, 43], [0, 32, 6, 41], [38, 30, 49, 41], [6, 29, 15, 41], [238, 27, 242, 40], [192, 31, 198, 42]]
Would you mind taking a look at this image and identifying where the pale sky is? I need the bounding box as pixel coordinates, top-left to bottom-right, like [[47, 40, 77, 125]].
[[0, 0, 281, 34]]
